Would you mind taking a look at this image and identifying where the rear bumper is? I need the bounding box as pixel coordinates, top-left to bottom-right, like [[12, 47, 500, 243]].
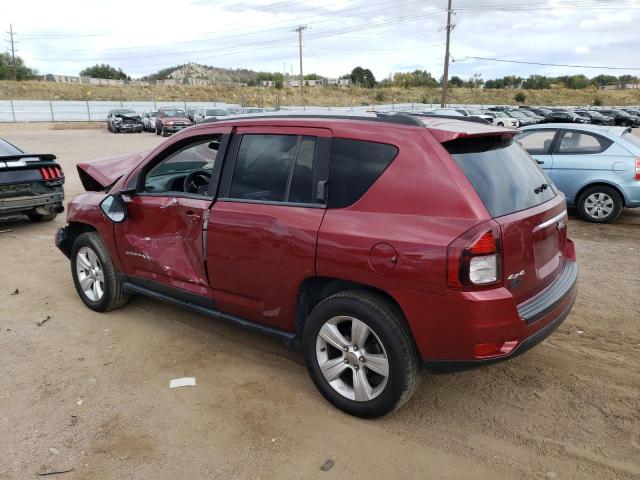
[[426, 288, 575, 372], [0, 188, 64, 216], [398, 258, 578, 367]]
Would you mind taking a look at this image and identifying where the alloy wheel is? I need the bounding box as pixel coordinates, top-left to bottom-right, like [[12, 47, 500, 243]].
[[584, 192, 614, 220], [75, 246, 105, 302], [315, 316, 389, 401]]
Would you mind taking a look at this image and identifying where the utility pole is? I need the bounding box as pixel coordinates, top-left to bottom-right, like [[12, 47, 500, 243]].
[[6, 24, 17, 81], [294, 25, 307, 106], [441, 0, 453, 107]]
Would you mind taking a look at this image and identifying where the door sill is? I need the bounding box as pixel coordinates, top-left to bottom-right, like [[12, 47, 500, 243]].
[[122, 282, 297, 347]]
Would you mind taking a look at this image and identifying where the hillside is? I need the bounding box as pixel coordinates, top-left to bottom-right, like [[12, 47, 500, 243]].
[[140, 63, 262, 84], [1, 81, 638, 107]]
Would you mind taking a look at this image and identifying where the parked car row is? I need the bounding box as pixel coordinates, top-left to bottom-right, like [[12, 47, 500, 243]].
[[134, 106, 273, 135]]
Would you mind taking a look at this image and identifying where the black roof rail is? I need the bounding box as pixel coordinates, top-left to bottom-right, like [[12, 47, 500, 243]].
[[200, 112, 424, 127], [394, 112, 492, 125]]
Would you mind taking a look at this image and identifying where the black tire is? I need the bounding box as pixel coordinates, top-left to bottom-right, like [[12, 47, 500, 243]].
[[577, 185, 623, 223], [303, 291, 421, 418], [27, 212, 57, 222], [70, 232, 129, 312], [156, 125, 161, 135], [497, 122, 504, 127], [162, 127, 168, 137]]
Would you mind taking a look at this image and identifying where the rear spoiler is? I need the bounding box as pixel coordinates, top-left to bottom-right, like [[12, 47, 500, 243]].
[[0, 153, 57, 162], [0, 154, 57, 168]]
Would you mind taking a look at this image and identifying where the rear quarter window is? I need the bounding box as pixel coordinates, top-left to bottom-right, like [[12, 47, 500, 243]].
[[328, 138, 398, 208], [445, 136, 557, 218]]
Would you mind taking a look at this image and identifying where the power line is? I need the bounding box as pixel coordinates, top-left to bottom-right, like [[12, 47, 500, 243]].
[[455, 55, 640, 71]]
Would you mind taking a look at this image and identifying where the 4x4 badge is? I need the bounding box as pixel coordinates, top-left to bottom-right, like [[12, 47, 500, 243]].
[[507, 270, 526, 289]]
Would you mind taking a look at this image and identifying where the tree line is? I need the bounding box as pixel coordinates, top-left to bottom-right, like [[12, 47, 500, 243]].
[[1, 56, 638, 91]]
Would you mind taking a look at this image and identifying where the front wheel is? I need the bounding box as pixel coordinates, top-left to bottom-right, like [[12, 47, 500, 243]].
[[577, 185, 623, 223], [303, 291, 421, 418], [71, 232, 129, 312]]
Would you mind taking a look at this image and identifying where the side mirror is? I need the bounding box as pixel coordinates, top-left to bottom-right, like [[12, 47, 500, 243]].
[[99, 194, 127, 223]]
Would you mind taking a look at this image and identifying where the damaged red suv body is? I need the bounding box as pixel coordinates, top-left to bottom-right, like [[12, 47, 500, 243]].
[[56, 113, 577, 418]]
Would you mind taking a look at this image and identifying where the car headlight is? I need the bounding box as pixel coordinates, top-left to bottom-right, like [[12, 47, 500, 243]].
[[167, 121, 174, 126], [114, 118, 122, 123]]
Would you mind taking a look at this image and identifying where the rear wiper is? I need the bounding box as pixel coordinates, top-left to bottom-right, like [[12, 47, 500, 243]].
[[534, 183, 549, 194]]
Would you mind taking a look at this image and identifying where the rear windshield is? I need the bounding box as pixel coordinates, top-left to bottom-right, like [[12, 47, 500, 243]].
[[0, 138, 23, 156], [445, 136, 557, 217]]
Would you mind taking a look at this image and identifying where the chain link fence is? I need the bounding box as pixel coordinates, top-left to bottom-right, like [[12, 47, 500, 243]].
[[0, 100, 475, 123]]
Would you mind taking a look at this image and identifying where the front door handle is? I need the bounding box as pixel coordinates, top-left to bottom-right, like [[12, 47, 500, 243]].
[[536, 160, 545, 165]]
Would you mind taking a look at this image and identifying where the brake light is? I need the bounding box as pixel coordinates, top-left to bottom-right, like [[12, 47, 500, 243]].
[[447, 222, 502, 289], [635, 157, 640, 181], [39, 165, 64, 181]]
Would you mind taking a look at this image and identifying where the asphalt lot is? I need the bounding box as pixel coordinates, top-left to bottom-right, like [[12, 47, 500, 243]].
[[1, 124, 639, 480]]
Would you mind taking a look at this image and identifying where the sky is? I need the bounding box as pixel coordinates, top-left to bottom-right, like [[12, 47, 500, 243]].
[[2, 0, 639, 81]]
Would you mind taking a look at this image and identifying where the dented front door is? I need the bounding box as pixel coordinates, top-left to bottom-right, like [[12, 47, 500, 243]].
[[115, 194, 212, 297]]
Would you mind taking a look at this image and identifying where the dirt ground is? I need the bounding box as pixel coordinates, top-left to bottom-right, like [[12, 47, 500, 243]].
[[1, 123, 638, 480]]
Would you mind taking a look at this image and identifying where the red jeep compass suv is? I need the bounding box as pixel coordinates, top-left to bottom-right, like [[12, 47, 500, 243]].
[[56, 113, 577, 418]]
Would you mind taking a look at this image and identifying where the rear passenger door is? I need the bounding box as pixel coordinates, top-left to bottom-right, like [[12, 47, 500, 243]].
[[206, 127, 331, 331], [550, 129, 615, 203], [515, 128, 558, 172]]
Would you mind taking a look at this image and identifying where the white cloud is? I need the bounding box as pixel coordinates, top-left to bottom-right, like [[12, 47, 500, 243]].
[[575, 46, 591, 54]]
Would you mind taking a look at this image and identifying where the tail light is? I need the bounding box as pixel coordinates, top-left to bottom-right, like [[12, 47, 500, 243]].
[[39, 165, 64, 181], [634, 157, 640, 181], [447, 221, 502, 289]]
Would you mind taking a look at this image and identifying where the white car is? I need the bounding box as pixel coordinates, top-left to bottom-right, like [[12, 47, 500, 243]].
[[483, 111, 520, 128], [194, 107, 232, 124], [454, 108, 494, 123]]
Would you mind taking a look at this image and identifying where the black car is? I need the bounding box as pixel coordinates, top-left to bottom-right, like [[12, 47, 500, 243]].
[[573, 110, 615, 126], [621, 108, 640, 120], [106, 109, 143, 133], [0, 138, 65, 222], [541, 111, 588, 124], [597, 109, 640, 127], [522, 107, 553, 117]]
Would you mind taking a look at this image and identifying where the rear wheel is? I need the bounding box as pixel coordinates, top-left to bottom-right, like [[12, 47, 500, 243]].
[[303, 291, 421, 418], [577, 185, 623, 223], [27, 212, 57, 222], [71, 232, 129, 312]]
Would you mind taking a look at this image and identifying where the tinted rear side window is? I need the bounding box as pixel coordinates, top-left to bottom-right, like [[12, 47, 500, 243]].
[[445, 136, 557, 218], [329, 139, 398, 208]]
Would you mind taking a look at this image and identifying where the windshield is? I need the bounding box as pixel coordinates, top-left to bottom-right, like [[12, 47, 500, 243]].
[[445, 136, 557, 217], [496, 112, 509, 118], [509, 111, 526, 119], [0, 138, 23, 156], [468, 109, 483, 115], [520, 110, 537, 117], [206, 109, 230, 116], [163, 110, 186, 117], [114, 110, 136, 115]]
